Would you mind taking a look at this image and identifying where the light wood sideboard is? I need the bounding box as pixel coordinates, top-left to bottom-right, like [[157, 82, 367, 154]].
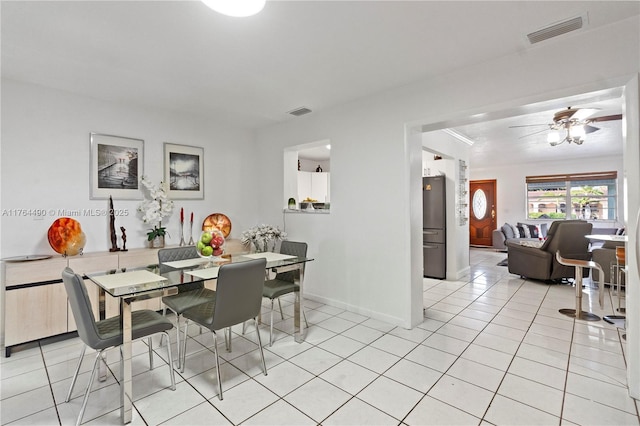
[[2, 240, 248, 357], [3, 247, 162, 357]]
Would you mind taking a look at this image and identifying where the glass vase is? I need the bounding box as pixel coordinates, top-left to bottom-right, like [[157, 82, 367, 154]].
[[148, 235, 165, 248]]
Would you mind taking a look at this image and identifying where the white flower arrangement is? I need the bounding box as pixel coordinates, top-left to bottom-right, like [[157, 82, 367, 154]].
[[137, 176, 174, 240], [241, 224, 287, 252]]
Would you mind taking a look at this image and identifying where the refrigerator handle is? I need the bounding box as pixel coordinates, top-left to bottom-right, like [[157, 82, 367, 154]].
[[423, 230, 438, 235], [423, 245, 440, 249]]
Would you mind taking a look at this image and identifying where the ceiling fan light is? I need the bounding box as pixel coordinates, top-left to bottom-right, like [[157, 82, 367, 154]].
[[201, 0, 265, 17], [547, 131, 561, 143], [572, 125, 586, 139]]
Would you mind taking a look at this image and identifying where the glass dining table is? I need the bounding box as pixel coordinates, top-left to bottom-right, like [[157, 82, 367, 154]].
[[87, 251, 313, 424]]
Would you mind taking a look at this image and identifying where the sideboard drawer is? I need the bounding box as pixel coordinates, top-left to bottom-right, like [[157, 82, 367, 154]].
[[5, 282, 68, 347]]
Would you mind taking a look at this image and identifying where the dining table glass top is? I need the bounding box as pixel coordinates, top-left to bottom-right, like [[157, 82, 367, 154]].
[[88, 251, 313, 298]]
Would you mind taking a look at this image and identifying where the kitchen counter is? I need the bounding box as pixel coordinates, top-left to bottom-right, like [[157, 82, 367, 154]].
[[283, 208, 330, 214]]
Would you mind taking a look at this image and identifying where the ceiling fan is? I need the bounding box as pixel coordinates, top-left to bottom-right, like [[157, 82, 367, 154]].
[[510, 107, 622, 146]]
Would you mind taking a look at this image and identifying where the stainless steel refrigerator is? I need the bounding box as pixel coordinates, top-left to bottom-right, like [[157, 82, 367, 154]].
[[423, 176, 446, 279]]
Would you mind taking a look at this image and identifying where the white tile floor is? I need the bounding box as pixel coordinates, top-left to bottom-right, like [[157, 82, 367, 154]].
[[1, 248, 638, 425]]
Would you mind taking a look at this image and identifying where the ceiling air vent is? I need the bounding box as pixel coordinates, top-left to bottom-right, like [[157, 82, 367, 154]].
[[527, 16, 584, 44], [288, 107, 312, 117]]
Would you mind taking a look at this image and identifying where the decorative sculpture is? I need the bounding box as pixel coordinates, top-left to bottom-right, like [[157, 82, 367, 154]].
[[120, 226, 128, 251], [109, 195, 120, 252]]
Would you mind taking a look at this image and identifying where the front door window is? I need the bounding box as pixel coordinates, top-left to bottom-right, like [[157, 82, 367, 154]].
[[472, 189, 487, 220]]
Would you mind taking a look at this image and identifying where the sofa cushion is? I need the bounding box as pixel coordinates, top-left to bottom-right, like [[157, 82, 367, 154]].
[[502, 223, 515, 239], [517, 223, 541, 239]]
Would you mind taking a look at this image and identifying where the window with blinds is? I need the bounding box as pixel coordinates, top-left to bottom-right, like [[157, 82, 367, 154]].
[[525, 171, 617, 220]]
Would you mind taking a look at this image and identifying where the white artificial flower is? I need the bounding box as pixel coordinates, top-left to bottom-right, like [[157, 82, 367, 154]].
[[241, 224, 287, 251], [137, 175, 174, 225]]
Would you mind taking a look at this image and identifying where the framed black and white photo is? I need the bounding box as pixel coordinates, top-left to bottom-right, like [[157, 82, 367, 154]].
[[164, 143, 204, 199], [90, 133, 144, 199]]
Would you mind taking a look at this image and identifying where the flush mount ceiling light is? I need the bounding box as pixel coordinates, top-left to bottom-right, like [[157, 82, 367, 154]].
[[201, 0, 265, 17]]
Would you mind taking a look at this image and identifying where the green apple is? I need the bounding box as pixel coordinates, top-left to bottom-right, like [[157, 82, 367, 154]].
[[201, 245, 213, 257], [197, 241, 205, 251], [200, 231, 213, 244]]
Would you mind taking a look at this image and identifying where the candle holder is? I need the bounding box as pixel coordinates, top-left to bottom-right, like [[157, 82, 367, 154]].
[[179, 222, 186, 246], [188, 220, 195, 245]]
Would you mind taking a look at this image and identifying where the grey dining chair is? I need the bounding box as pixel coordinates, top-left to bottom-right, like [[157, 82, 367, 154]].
[[262, 240, 309, 346], [62, 267, 176, 426], [158, 246, 216, 369], [180, 258, 268, 400]]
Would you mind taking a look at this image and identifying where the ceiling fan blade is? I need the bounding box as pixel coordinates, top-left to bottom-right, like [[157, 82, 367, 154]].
[[571, 108, 599, 121], [584, 124, 600, 134], [590, 114, 623, 122], [518, 128, 550, 139]]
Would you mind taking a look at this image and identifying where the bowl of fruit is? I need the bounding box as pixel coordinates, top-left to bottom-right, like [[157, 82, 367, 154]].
[[196, 228, 225, 259]]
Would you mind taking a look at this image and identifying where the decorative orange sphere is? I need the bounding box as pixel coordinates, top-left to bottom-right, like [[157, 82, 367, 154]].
[[48, 217, 86, 256]]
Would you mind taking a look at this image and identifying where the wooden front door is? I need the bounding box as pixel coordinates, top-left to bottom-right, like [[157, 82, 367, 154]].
[[469, 180, 497, 246]]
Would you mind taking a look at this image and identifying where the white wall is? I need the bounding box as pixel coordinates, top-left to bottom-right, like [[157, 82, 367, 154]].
[[299, 158, 330, 172], [470, 155, 625, 230], [0, 79, 260, 257], [253, 16, 640, 332]]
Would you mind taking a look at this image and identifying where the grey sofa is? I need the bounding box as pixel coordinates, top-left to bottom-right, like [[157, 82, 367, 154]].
[[492, 222, 548, 250], [506, 220, 593, 281]]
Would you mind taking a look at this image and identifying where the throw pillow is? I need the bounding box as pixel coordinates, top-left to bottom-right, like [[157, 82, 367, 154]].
[[502, 223, 515, 239], [616, 227, 626, 235], [517, 222, 541, 239], [510, 224, 521, 238], [517, 224, 531, 238]]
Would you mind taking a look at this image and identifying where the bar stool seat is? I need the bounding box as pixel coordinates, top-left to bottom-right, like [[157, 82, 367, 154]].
[[555, 251, 604, 321]]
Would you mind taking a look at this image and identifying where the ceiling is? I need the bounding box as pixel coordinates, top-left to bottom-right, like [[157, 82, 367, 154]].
[[449, 93, 624, 168], [2, 1, 639, 134]]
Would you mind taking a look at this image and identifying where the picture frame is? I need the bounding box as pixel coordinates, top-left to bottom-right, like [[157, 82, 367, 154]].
[[164, 142, 204, 199], [90, 133, 144, 199]]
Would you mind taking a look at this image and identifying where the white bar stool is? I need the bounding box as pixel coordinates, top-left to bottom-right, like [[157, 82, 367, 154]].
[[555, 251, 604, 321]]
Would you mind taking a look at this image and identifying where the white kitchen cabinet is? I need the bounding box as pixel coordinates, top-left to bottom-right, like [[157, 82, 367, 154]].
[[298, 171, 330, 202], [298, 171, 312, 203], [311, 172, 329, 202]]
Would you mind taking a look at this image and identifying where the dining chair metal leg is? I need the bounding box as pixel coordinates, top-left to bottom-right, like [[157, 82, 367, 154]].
[[181, 320, 189, 374], [76, 349, 104, 426], [161, 331, 176, 391], [174, 314, 183, 370], [254, 318, 267, 376], [212, 331, 223, 400], [270, 300, 275, 347], [160, 306, 168, 346], [277, 298, 285, 320], [65, 345, 87, 402], [148, 337, 154, 369]]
